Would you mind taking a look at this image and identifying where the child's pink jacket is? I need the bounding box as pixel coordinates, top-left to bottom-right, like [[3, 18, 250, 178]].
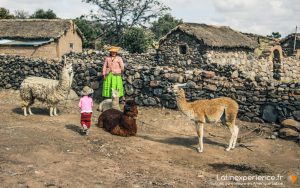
[[79, 96, 93, 113]]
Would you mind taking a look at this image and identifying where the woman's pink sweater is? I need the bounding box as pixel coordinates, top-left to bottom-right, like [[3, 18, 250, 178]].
[[102, 56, 124, 76]]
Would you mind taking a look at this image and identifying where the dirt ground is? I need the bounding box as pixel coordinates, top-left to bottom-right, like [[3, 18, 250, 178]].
[[0, 89, 299, 188]]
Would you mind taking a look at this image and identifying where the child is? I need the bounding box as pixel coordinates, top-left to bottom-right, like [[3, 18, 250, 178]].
[[79, 86, 94, 135]]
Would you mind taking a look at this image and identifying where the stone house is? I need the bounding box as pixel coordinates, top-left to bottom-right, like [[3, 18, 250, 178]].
[[0, 19, 84, 59], [281, 33, 300, 59], [158, 23, 258, 69]]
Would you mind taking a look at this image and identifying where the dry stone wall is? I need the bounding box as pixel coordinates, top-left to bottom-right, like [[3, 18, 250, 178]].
[[0, 51, 300, 123]]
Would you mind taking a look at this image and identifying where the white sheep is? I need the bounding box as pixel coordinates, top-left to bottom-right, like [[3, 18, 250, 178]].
[[20, 57, 73, 116], [97, 89, 121, 112]]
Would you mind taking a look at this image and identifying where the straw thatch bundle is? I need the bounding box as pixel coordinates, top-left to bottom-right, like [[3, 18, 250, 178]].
[[160, 23, 258, 49], [0, 19, 83, 40]]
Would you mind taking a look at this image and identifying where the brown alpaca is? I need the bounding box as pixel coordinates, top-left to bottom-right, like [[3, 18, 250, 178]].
[[173, 84, 239, 153], [97, 100, 138, 136]]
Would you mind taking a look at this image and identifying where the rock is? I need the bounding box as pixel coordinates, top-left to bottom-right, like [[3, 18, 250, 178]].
[[150, 80, 160, 87], [252, 117, 264, 123], [262, 105, 278, 123], [125, 85, 134, 95], [202, 71, 215, 78], [134, 72, 140, 79], [292, 111, 300, 121], [178, 76, 184, 83], [231, 70, 239, 79], [66, 89, 79, 100], [204, 84, 217, 91], [127, 76, 134, 84], [186, 81, 197, 88], [143, 97, 156, 106], [90, 81, 100, 90], [153, 88, 163, 96], [240, 116, 251, 122], [161, 94, 172, 100], [271, 135, 276, 139], [5, 84, 12, 89], [244, 112, 256, 118], [164, 73, 171, 78], [132, 79, 143, 89], [154, 70, 160, 76], [135, 97, 143, 105], [279, 128, 299, 139], [88, 68, 98, 76], [281, 119, 300, 132]]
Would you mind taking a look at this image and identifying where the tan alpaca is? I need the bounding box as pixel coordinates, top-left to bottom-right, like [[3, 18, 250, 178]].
[[173, 84, 239, 153]]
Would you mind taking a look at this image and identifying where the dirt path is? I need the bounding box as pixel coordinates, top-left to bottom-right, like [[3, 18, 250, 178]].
[[0, 90, 299, 188]]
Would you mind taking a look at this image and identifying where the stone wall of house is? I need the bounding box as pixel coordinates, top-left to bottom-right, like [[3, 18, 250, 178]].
[[158, 30, 205, 68], [0, 52, 300, 123]]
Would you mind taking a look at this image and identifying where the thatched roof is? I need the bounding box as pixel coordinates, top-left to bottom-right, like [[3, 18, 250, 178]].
[[0, 19, 84, 40], [160, 23, 258, 49]]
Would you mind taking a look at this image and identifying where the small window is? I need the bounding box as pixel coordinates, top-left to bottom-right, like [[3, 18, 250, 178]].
[[178, 44, 188, 54], [69, 43, 74, 49]]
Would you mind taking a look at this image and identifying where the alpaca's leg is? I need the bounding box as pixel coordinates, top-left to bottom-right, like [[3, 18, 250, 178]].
[[54, 107, 58, 116], [231, 125, 239, 149], [28, 106, 33, 115], [226, 124, 235, 151], [50, 107, 54, 117], [23, 107, 28, 116], [195, 122, 204, 153]]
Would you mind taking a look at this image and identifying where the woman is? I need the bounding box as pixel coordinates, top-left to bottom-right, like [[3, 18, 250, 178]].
[[102, 46, 125, 99]]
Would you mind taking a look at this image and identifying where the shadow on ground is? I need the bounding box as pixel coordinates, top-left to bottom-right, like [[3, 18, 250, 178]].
[[209, 163, 268, 174], [65, 124, 85, 136], [138, 135, 227, 151], [12, 107, 49, 116]]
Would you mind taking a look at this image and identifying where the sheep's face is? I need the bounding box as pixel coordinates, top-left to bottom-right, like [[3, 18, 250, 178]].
[[124, 100, 138, 119], [111, 89, 120, 98]]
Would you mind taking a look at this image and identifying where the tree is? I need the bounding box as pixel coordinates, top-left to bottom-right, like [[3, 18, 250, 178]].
[[14, 10, 30, 19], [83, 0, 170, 44], [122, 27, 154, 53], [267, 32, 281, 39], [0, 7, 14, 19], [30, 9, 57, 19], [151, 14, 182, 40], [74, 16, 102, 48]]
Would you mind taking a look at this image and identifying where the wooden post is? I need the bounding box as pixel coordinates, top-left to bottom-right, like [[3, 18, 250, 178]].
[[293, 26, 297, 53]]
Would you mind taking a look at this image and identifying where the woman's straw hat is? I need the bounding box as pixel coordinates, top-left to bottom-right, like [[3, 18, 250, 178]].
[[109, 46, 120, 53], [81, 86, 94, 96]]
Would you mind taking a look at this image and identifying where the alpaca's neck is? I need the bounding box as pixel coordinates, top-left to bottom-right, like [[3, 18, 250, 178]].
[[57, 68, 72, 94], [176, 95, 192, 116], [112, 96, 119, 108]]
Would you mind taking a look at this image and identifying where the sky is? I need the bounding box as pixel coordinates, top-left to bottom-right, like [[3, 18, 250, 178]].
[[1, 0, 299, 37]]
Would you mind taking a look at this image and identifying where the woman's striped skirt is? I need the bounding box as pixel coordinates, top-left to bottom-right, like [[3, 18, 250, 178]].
[[102, 72, 124, 98]]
